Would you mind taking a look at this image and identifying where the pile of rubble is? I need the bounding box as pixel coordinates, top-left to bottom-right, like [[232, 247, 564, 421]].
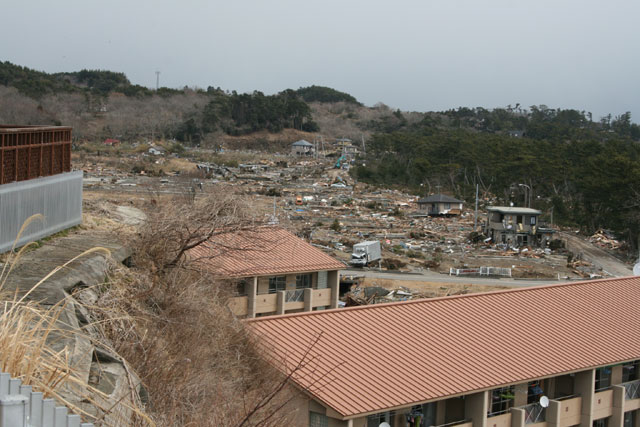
[[342, 284, 481, 307], [589, 229, 621, 250]]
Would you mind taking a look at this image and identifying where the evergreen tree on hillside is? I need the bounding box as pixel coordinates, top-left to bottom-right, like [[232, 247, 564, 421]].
[[296, 85, 361, 105]]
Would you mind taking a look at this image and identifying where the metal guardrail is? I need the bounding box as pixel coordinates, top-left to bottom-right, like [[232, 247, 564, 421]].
[[623, 379, 640, 400], [285, 289, 304, 303], [0, 371, 93, 427], [0, 171, 83, 253]]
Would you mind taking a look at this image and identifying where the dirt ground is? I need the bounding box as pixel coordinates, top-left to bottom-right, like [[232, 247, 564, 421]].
[[76, 145, 633, 283], [359, 277, 508, 296], [560, 231, 633, 277]]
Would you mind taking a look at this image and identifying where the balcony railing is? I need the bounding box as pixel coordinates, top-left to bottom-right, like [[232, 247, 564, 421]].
[[522, 402, 546, 424], [285, 289, 304, 303], [432, 419, 471, 427], [623, 379, 640, 400]]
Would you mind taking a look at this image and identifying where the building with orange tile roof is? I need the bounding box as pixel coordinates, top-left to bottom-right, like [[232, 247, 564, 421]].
[[248, 276, 640, 427], [189, 226, 344, 318]]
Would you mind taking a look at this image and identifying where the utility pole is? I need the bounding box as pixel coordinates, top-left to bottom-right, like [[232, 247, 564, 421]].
[[474, 183, 479, 231], [518, 183, 531, 208], [155, 71, 160, 90]]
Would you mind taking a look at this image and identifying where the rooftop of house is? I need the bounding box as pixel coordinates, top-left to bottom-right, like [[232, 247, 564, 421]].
[[417, 194, 464, 204], [488, 206, 542, 215], [247, 276, 640, 419], [291, 139, 313, 147], [189, 226, 345, 278]]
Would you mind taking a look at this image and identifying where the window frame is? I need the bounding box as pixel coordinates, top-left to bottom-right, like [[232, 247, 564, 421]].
[[296, 273, 313, 289], [309, 411, 328, 427], [268, 276, 286, 294], [489, 385, 515, 416]]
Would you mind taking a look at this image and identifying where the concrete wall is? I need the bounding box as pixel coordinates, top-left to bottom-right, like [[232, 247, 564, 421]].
[[0, 171, 82, 253]]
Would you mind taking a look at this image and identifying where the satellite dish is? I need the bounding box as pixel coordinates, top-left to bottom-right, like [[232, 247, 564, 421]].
[[633, 262, 640, 276], [379, 423, 391, 427], [539, 395, 549, 408]]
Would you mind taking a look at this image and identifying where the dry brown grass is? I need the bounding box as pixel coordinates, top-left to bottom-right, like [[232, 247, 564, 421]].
[[95, 266, 296, 426], [0, 215, 153, 426], [360, 277, 509, 296], [87, 192, 301, 426]]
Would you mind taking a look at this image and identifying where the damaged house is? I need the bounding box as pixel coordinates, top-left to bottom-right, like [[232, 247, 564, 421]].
[[291, 140, 315, 156], [485, 206, 555, 247], [417, 194, 464, 216]]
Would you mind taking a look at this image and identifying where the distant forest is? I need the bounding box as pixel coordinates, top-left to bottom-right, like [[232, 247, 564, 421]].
[[1, 61, 640, 249], [353, 107, 640, 251]]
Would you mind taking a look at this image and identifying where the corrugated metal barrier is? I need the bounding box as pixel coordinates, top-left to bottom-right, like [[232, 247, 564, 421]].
[[0, 171, 82, 253], [0, 372, 93, 427]]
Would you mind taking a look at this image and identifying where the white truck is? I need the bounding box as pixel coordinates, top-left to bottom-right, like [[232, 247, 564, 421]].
[[350, 241, 382, 267]]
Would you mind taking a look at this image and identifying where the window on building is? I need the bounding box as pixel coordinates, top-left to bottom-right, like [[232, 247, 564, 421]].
[[530, 216, 537, 225], [596, 367, 612, 391], [623, 361, 640, 383], [517, 215, 523, 224], [623, 411, 636, 427], [445, 203, 451, 209], [268, 276, 286, 293], [593, 418, 609, 427], [489, 386, 515, 415], [367, 411, 395, 427], [296, 273, 312, 289], [235, 280, 247, 296], [309, 411, 329, 427]]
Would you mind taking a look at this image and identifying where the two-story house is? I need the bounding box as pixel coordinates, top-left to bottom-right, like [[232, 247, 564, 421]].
[[189, 226, 344, 318], [485, 206, 554, 247]]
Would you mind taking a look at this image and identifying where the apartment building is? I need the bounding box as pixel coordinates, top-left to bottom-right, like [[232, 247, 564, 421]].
[[248, 276, 640, 427], [190, 227, 344, 318]]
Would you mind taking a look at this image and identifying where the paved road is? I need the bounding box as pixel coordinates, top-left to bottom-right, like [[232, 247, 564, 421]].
[[560, 232, 633, 277], [341, 268, 568, 288]]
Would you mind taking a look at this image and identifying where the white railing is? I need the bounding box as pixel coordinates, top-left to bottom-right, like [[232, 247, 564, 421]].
[[449, 267, 511, 277], [623, 379, 640, 400], [522, 402, 545, 424], [0, 371, 93, 427], [285, 289, 304, 302]]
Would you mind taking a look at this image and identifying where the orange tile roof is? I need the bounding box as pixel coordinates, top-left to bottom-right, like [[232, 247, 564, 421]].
[[189, 227, 344, 278], [247, 277, 640, 418]]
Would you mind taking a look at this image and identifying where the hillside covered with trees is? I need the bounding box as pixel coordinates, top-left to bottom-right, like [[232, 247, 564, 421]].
[[353, 107, 640, 251], [2, 60, 640, 249]]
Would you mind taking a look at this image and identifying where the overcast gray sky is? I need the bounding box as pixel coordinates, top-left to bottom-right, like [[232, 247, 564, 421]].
[[3, 0, 639, 120]]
